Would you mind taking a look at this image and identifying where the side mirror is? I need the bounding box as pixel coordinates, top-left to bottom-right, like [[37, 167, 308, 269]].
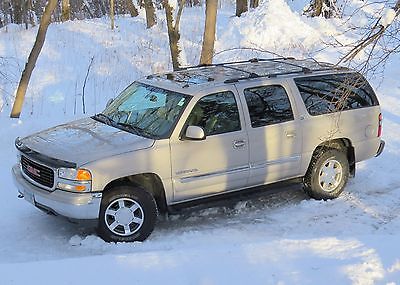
[[184, 126, 206, 141], [106, 98, 114, 108]]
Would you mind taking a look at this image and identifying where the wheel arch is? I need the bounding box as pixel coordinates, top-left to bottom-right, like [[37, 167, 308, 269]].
[[311, 138, 355, 177], [102, 173, 168, 213]]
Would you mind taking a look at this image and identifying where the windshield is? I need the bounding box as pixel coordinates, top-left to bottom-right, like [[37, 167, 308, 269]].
[[100, 82, 190, 139]]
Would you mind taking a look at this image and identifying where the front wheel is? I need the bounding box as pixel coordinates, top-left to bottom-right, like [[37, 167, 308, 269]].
[[304, 149, 350, 200], [98, 185, 158, 242]]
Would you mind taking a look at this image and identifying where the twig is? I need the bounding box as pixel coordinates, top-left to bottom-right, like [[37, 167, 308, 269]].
[[82, 56, 94, 114]]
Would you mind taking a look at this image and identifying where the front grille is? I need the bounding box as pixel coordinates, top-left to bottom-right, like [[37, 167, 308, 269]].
[[21, 155, 54, 189]]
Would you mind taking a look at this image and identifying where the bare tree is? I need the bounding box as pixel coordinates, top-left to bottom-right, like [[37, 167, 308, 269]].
[[336, 0, 400, 76], [236, 0, 248, 17], [126, 0, 138, 17], [12, 0, 23, 24], [304, 0, 340, 18], [61, 0, 70, 21], [110, 0, 115, 29], [163, 0, 185, 70], [200, 0, 217, 65], [249, 0, 259, 9], [10, 0, 58, 118], [144, 0, 156, 28], [187, 0, 200, 7]]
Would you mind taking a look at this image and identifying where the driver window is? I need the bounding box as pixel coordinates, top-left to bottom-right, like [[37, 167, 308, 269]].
[[186, 91, 241, 136]]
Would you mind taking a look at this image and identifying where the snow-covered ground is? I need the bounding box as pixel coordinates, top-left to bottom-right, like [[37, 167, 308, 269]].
[[1, 0, 400, 284]]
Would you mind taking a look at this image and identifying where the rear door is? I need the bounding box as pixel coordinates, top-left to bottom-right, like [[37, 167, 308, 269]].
[[235, 80, 303, 186]]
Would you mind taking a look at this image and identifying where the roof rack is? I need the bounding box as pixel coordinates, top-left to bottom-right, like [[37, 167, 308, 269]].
[[271, 59, 312, 74], [222, 64, 259, 78], [150, 57, 348, 87], [177, 57, 294, 71], [222, 60, 348, 84]]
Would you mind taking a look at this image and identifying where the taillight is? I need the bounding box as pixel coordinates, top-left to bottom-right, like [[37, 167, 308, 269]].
[[378, 113, 383, 137]]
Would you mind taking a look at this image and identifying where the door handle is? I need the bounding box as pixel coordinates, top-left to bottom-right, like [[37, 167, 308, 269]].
[[286, 131, 296, 138], [233, 140, 246, 149]]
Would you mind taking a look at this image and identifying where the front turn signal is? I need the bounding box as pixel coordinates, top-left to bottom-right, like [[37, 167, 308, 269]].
[[77, 169, 92, 181]]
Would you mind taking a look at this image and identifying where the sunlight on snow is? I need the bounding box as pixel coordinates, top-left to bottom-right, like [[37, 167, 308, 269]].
[[243, 238, 385, 284], [116, 253, 178, 269]]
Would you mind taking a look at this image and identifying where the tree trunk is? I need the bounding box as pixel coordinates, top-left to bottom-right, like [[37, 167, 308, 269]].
[[249, 0, 259, 8], [13, 0, 23, 24], [126, 0, 138, 17], [163, 0, 185, 71], [27, 0, 35, 26], [144, 0, 156, 28], [199, 0, 217, 65], [314, 0, 323, 16], [305, 0, 339, 18], [236, 0, 248, 17], [10, 0, 58, 118], [61, 0, 70, 21], [110, 0, 115, 29], [22, 0, 28, 29]]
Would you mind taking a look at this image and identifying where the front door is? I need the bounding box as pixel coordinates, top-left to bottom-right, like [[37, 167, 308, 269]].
[[170, 90, 249, 202]]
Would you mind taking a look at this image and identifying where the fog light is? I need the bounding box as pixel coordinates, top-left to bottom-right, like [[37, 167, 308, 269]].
[[75, 185, 86, 192]]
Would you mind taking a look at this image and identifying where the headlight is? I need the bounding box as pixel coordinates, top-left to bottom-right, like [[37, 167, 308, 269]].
[[58, 168, 92, 181], [58, 168, 92, 192]]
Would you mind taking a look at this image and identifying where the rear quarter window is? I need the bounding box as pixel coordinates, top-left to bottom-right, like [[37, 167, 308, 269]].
[[294, 73, 379, 116]]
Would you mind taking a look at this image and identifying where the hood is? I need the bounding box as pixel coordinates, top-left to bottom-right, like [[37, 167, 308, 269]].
[[19, 117, 155, 166]]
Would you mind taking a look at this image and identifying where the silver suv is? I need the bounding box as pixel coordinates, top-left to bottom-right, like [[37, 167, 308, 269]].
[[12, 58, 385, 242]]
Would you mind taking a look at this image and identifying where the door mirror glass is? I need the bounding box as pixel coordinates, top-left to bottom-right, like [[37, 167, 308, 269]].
[[184, 126, 206, 141]]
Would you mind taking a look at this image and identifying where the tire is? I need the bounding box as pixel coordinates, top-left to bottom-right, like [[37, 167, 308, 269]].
[[98, 185, 158, 242], [303, 148, 349, 200]]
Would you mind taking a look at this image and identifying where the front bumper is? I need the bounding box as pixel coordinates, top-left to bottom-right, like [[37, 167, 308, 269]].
[[375, 140, 385, 157], [12, 164, 101, 219]]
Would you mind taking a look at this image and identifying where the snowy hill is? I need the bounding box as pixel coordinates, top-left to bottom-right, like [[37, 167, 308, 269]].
[[0, 1, 400, 284]]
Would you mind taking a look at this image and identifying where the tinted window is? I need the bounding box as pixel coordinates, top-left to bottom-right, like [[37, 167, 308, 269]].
[[186, 91, 241, 136], [294, 73, 379, 116], [244, 85, 294, 128]]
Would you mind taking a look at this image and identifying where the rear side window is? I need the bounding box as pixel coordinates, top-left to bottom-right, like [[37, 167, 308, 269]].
[[244, 85, 294, 128], [294, 73, 379, 116]]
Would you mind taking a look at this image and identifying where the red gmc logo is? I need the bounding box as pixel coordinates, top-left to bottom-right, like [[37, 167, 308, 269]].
[[26, 165, 41, 177]]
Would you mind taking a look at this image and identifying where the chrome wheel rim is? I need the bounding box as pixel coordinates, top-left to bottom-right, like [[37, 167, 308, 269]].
[[318, 159, 343, 192], [105, 198, 144, 236]]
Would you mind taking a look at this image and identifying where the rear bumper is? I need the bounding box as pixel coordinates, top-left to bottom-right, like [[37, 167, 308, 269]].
[[375, 140, 385, 157], [12, 164, 101, 219]]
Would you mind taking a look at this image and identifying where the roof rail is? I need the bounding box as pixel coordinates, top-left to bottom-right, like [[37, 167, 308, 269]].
[[177, 57, 294, 71], [223, 66, 347, 84]]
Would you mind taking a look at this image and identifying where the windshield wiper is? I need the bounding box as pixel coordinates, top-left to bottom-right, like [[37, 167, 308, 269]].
[[116, 122, 156, 139], [93, 113, 114, 125]]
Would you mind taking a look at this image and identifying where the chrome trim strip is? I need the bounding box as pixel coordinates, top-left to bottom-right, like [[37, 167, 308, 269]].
[[180, 165, 249, 183], [250, 155, 301, 170]]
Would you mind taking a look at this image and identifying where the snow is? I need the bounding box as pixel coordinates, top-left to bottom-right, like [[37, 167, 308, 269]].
[[379, 8, 397, 28], [1, 1, 400, 284]]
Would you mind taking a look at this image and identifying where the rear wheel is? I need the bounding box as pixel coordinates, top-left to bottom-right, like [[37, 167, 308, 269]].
[[98, 185, 158, 242], [304, 149, 349, 200]]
